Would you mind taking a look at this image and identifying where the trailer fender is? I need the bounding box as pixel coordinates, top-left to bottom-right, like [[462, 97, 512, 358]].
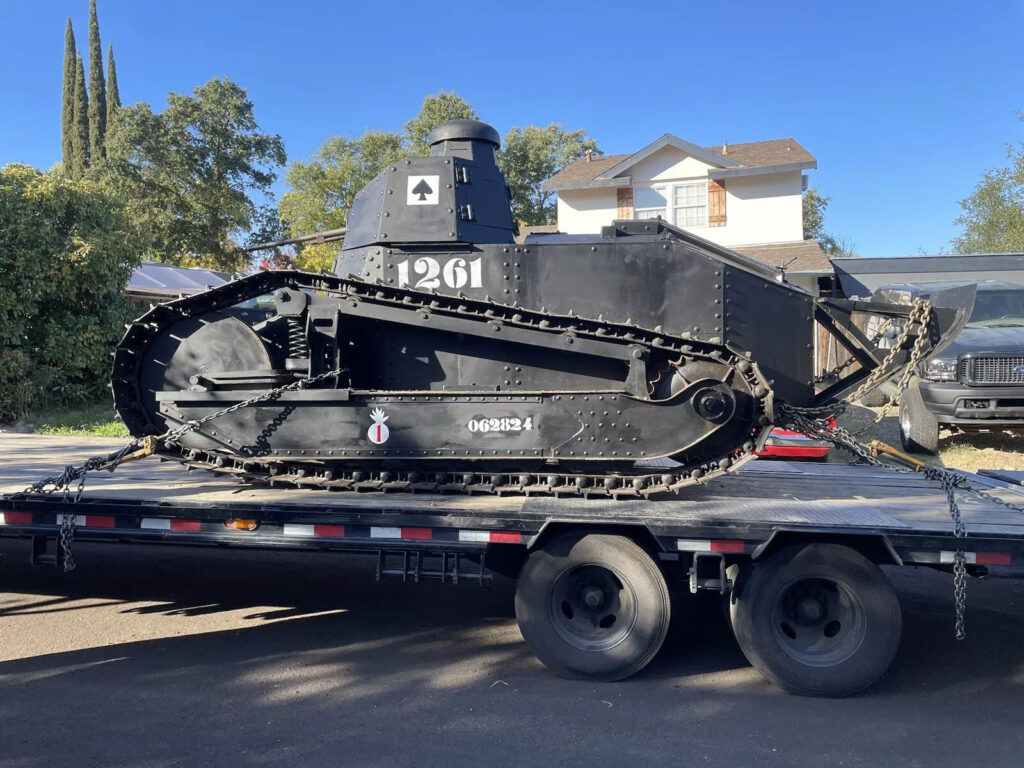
[[750, 530, 903, 567]]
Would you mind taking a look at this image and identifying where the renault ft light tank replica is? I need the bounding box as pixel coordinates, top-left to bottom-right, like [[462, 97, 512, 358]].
[[111, 120, 971, 497]]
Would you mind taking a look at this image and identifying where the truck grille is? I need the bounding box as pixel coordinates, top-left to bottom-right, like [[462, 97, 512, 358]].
[[962, 356, 1024, 385]]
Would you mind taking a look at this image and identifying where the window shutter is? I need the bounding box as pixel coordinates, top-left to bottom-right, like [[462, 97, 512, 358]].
[[708, 179, 726, 227], [617, 188, 634, 219]]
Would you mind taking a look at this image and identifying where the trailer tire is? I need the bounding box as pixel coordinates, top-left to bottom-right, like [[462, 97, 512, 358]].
[[515, 533, 670, 681], [729, 543, 901, 697], [898, 379, 939, 455]]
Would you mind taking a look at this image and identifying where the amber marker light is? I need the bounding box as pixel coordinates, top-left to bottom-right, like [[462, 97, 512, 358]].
[[224, 519, 258, 531]]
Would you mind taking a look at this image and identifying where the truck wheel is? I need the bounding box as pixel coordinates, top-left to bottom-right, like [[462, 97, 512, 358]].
[[515, 533, 670, 681], [729, 544, 901, 697], [898, 379, 939, 454]]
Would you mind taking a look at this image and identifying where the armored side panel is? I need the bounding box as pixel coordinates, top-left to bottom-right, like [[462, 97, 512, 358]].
[[721, 265, 816, 402], [358, 221, 816, 405]]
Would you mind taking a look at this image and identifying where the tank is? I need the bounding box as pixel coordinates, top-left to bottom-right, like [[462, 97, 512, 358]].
[[110, 120, 971, 497]]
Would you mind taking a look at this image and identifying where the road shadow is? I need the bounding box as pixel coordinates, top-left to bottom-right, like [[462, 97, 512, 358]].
[[2, 542, 1024, 766]]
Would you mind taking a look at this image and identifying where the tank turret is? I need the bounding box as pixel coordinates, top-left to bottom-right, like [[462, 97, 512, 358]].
[[340, 120, 517, 257]]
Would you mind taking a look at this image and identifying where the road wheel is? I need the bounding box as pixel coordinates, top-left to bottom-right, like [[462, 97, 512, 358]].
[[515, 533, 670, 681], [729, 544, 901, 697], [898, 378, 939, 454]]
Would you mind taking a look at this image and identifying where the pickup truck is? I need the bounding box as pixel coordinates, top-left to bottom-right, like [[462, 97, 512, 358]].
[[872, 281, 1024, 453]]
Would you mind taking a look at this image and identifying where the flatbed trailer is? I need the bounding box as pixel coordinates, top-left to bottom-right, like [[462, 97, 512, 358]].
[[3, 436, 1024, 697]]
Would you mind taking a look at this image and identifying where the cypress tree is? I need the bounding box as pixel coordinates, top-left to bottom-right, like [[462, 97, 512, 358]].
[[105, 43, 120, 129], [61, 19, 76, 172], [87, 0, 106, 161], [71, 53, 90, 178]]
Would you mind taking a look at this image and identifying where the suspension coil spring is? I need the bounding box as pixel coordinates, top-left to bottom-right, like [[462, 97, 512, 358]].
[[286, 317, 309, 359]]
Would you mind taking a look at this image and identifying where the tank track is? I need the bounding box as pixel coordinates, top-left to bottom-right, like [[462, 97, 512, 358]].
[[113, 269, 775, 499], [165, 446, 754, 499]]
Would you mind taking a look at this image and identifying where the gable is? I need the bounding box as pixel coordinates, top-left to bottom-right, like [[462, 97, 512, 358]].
[[626, 145, 716, 183]]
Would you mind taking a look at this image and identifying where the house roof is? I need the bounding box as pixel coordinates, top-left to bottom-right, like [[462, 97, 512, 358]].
[[544, 136, 815, 191], [709, 138, 814, 169], [543, 153, 630, 188], [734, 240, 831, 273], [126, 261, 231, 299], [515, 224, 559, 244]]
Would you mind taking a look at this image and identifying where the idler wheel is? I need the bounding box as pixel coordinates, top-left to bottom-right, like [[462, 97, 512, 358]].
[[135, 311, 272, 434]]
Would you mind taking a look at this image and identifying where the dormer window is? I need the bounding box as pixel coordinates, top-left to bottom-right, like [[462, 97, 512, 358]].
[[634, 181, 707, 228]]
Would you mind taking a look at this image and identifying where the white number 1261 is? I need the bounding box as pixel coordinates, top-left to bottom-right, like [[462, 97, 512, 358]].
[[396, 257, 483, 290]]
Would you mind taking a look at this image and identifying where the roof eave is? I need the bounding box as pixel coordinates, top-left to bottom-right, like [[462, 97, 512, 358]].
[[709, 160, 817, 179], [543, 175, 633, 193]]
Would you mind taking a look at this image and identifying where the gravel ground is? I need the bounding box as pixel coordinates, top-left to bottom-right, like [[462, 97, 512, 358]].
[[834, 403, 1024, 472]]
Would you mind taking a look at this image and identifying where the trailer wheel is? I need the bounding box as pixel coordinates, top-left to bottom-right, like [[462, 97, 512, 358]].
[[898, 379, 939, 454], [515, 533, 670, 681], [729, 544, 901, 697]]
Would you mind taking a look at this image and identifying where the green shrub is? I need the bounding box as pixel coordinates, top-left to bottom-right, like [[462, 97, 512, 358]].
[[0, 163, 140, 421]]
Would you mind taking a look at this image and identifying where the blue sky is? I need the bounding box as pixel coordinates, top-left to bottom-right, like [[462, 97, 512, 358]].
[[2, 0, 1021, 256]]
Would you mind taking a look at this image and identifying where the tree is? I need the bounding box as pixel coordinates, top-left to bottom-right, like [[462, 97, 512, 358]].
[[499, 124, 599, 226], [246, 204, 294, 270], [103, 77, 286, 270], [279, 92, 474, 271], [71, 53, 90, 178], [105, 43, 120, 132], [954, 119, 1024, 253], [802, 187, 830, 246], [61, 19, 76, 173], [402, 91, 476, 156], [280, 91, 602, 268], [802, 186, 855, 258], [87, 0, 107, 162], [278, 130, 403, 270], [0, 164, 139, 420]]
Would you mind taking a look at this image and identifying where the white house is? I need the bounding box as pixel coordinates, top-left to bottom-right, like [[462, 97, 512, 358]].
[[541, 133, 828, 274]]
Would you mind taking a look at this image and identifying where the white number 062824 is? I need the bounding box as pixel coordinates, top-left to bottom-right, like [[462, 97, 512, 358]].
[[468, 417, 534, 434], [397, 256, 483, 290]]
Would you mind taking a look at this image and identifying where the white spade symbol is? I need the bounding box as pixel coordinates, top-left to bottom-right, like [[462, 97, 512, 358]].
[[367, 407, 390, 445]]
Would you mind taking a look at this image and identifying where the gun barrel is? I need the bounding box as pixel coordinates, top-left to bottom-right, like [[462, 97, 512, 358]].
[[246, 227, 347, 252]]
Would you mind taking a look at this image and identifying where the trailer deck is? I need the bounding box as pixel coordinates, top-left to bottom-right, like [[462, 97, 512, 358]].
[[2, 434, 1023, 571]]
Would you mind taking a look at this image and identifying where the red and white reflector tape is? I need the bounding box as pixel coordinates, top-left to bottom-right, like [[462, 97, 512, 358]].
[[939, 550, 1011, 566], [459, 530, 523, 544], [0, 511, 32, 525], [279, 524, 522, 543], [371, 526, 431, 540], [53, 514, 115, 528], [676, 538, 745, 553], [0, 511, 527, 545], [283, 523, 346, 537], [141, 518, 202, 532], [0, 511, 31, 525]]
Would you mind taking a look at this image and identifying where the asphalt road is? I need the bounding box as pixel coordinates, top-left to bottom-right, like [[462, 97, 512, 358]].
[[2, 536, 1024, 768]]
